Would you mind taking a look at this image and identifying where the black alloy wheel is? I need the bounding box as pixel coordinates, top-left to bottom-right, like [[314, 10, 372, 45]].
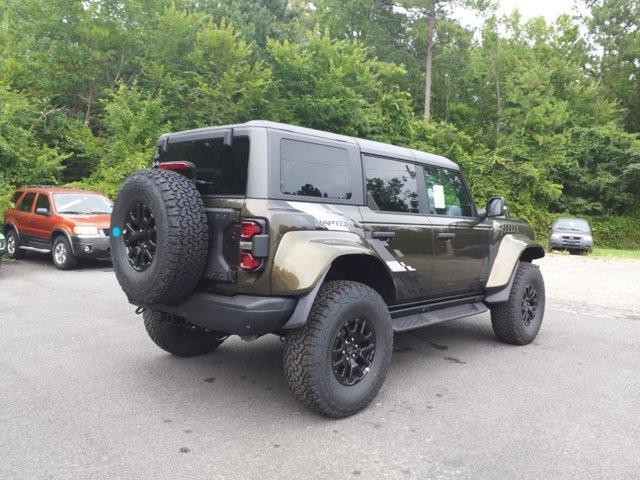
[[124, 202, 157, 272], [521, 284, 538, 327], [332, 316, 376, 386]]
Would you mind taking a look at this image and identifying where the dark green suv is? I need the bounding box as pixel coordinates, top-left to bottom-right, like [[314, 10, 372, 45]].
[[110, 121, 545, 418]]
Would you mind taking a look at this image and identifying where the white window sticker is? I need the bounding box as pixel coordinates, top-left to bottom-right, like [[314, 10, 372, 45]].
[[433, 184, 446, 209]]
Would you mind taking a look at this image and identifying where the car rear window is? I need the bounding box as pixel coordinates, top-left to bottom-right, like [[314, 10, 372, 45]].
[[280, 139, 352, 199], [160, 136, 250, 196]]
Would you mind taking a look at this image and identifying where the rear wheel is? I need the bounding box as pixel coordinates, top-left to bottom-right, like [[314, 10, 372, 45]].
[[143, 310, 226, 357], [6, 229, 24, 259], [489, 262, 545, 345], [52, 236, 78, 270], [283, 281, 393, 418]]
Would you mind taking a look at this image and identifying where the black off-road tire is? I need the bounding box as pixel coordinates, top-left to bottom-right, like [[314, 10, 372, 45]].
[[489, 262, 545, 345], [283, 280, 393, 418], [52, 235, 78, 270], [143, 310, 225, 357], [110, 169, 209, 306], [6, 229, 24, 259]]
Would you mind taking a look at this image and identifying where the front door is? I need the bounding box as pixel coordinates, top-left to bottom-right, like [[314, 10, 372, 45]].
[[360, 155, 435, 303], [423, 165, 493, 297], [31, 193, 56, 248]]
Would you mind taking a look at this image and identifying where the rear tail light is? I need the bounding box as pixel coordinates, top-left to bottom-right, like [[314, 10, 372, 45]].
[[156, 161, 191, 171], [241, 220, 262, 240], [239, 220, 267, 272], [240, 252, 261, 271]]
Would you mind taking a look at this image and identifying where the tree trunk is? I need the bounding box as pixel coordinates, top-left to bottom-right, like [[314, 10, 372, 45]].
[[423, 0, 436, 122]]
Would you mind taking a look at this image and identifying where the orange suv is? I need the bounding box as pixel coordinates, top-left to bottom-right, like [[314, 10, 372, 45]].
[[2, 186, 113, 269]]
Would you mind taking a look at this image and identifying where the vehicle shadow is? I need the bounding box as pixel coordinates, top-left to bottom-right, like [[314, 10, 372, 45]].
[[134, 314, 498, 420], [7, 251, 112, 271]]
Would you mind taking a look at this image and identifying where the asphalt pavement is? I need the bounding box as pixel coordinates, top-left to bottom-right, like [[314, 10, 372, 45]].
[[1, 255, 638, 479]]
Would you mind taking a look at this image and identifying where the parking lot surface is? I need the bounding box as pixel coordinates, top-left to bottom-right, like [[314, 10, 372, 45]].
[[1, 255, 639, 479]]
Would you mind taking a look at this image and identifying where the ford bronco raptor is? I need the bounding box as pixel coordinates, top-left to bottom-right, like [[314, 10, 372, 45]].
[[110, 121, 545, 418]]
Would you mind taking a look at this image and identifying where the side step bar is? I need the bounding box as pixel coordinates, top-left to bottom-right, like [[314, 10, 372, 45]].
[[19, 246, 51, 253], [391, 298, 487, 332]]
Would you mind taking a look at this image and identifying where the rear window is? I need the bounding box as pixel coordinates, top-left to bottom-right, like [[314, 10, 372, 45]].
[[280, 139, 352, 199], [161, 136, 249, 196]]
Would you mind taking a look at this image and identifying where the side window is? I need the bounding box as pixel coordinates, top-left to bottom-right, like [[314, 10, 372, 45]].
[[11, 191, 24, 207], [19, 193, 36, 213], [423, 166, 473, 217], [35, 194, 50, 213], [280, 139, 352, 199], [364, 156, 419, 213]]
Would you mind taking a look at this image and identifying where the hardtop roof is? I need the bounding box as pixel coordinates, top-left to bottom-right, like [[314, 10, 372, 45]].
[[158, 120, 459, 170]]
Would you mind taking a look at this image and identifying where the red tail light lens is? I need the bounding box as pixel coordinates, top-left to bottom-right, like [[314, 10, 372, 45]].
[[240, 252, 261, 271], [241, 221, 262, 240], [156, 161, 191, 171]]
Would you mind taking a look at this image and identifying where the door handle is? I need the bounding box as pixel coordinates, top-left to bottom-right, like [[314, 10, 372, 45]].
[[437, 232, 456, 240], [371, 231, 395, 240]]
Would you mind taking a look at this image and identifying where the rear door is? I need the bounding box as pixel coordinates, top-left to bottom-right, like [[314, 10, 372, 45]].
[[359, 155, 435, 303], [14, 192, 37, 243], [422, 165, 493, 297], [157, 129, 252, 294]]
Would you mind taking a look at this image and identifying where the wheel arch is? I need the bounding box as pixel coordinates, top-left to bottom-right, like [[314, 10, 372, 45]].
[[3, 221, 18, 237], [323, 254, 397, 305], [519, 244, 545, 263]]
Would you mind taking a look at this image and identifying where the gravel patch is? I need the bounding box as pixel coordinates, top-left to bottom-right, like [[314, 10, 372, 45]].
[[537, 253, 640, 319]]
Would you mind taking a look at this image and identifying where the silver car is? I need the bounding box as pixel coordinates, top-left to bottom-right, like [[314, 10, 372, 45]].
[[549, 218, 593, 254]]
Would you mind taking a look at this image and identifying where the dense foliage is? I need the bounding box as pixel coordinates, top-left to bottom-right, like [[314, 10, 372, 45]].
[[0, 0, 638, 246]]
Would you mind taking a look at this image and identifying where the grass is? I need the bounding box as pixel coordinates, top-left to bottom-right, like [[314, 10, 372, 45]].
[[590, 247, 640, 259]]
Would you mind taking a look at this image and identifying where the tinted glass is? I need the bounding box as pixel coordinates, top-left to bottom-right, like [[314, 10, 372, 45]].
[[364, 156, 419, 213], [12, 191, 23, 205], [280, 139, 352, 199], [424, 166, 473, 217], [19, 193, 35, 212], [53, 194, 113, 214], [162, 136, 249, 196], [553, 218, 589, 232], [35, 194, 50, 212]]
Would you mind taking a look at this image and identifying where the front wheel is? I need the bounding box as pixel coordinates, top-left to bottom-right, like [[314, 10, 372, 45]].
[[52, 236, 78, 270], [489, 262, 545, 345], [283, 280, 393, 418], [143, 310, 225, 357]]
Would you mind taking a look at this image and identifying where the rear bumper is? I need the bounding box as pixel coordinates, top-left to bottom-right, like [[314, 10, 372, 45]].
[[141, 292, 298, 336], [71, 236, 111, 260]]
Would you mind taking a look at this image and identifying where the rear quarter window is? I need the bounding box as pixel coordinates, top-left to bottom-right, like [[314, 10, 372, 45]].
[[280, 139, 352, 199], [11, 191, 23, 207]]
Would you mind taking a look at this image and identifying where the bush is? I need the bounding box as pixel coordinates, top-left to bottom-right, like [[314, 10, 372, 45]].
[[584, 215, 640, 250]]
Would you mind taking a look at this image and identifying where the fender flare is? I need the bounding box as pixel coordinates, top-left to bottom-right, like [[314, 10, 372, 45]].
[[271, 230, 381, 295], [272, 230, 391, 330], [3, 221, 19, 238], [485, 234, 545, 304], [51, 228, 74, 253]]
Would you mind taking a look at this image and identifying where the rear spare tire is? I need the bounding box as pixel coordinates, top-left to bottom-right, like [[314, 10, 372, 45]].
[[110, 169, 209, 305]]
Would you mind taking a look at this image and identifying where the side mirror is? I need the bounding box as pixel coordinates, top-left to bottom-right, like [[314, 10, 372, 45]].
[[485, 197, 506, 218], [36, 207, 50, 216]]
